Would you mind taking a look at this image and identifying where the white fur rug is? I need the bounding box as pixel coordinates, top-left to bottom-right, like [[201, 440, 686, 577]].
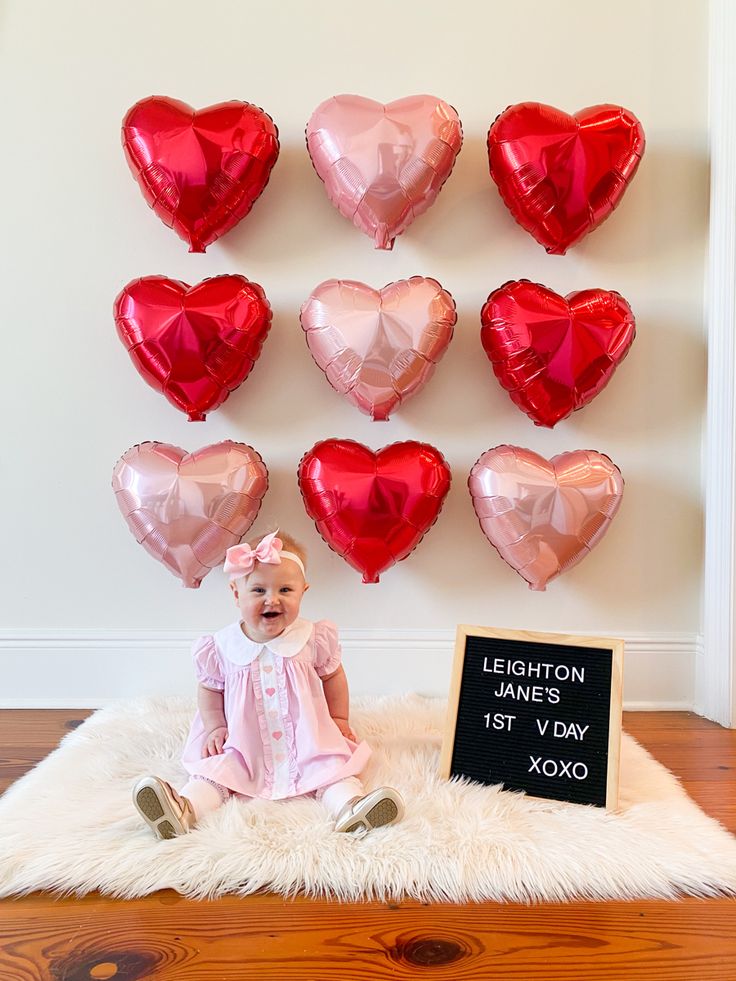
[[2, 694, 736, 903]]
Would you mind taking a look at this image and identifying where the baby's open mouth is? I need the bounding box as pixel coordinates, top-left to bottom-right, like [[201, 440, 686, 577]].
[[262, 611, 282, 620]]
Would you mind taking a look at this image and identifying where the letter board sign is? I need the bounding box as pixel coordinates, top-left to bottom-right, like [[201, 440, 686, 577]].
[[439, 626, 624, 809]]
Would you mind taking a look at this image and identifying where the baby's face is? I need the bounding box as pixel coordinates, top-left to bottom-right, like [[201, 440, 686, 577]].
[[231, 559, 308, 643]]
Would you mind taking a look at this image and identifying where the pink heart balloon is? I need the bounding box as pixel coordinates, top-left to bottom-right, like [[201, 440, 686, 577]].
[[306, 94, 463, 250], [469, 445, 624, 591], [300, 277, 456, 420], [112, 441, 268, 588]]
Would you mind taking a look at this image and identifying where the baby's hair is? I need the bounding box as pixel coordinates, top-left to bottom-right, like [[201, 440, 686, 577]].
[[246, 528, 308, 572]]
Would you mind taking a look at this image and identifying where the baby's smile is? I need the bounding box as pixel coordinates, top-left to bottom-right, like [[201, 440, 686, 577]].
[[231, 551, 309, 644]]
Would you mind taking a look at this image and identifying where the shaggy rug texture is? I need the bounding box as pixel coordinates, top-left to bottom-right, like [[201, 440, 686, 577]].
[[1, 694, 736, 903]]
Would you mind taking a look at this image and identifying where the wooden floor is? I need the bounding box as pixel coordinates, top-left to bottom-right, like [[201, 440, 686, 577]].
[[0, 711, 734, 981]]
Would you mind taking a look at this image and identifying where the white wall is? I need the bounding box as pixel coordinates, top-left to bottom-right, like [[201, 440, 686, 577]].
[[0, 1, 708, 701]]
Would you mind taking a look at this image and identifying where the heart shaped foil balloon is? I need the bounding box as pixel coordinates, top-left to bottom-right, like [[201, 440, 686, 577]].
[[122, 96, 280, 252], [469, 445, 624, 591], [480, 280, 635, 428], [112, 441, 269, 588], [306, 94, 463, 250], [114, 275, 272, 421], [298, 439, 451, 583], [300, 277, 456, 421], [488, 103, 645, 254]]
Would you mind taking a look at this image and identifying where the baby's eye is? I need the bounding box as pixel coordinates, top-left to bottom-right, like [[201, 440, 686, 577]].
[[280, 587, 292, 593], [251, 587, 265, 594]]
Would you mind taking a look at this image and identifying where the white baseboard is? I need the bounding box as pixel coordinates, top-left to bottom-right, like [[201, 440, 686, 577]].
[[0, 629, 699, 711]]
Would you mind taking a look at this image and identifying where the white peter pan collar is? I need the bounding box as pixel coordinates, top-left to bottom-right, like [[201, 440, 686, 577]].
[[214, 617, 314, 666]]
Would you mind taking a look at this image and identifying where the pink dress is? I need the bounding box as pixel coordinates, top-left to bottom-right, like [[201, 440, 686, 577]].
[[181, 617, 371, 799]]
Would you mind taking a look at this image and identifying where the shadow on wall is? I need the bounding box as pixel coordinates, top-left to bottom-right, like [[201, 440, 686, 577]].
[[212, 136, 713, 269], [568, 468, 704, 621], [568, 314, 707, 444], [217, 302, 324, 436], [426, 139, 712, 269], [219, 141, 360, 266], [574, 142, 710, 267]]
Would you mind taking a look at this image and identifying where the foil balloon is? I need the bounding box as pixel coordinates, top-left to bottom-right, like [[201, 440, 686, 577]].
[[480, 280, 635, 428], [298, 439, 451, 583], [306, 94, 463, 250], [469, 445, 624, 591], [114, 275, 272, 421], [112, 441, 268, 588], [488, 103, 645, 254], [122, 96, 280, 252], [300, 277, 456, 420]]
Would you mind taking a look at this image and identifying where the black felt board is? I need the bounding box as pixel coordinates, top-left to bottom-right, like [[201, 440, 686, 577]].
[[441, 628, 623, 809]]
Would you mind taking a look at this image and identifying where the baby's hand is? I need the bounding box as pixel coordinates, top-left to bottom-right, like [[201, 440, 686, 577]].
[[333, 717, 356, 741], [202, 725, 228, 758]]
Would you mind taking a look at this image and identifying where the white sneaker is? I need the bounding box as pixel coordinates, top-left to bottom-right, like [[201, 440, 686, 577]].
[[334, 786, 404, 834], [133, 775, 196, 840]]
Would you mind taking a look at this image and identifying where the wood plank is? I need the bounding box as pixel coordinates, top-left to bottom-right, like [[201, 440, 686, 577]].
[[1, 892, 736, 981], [0, 708, 734, 981]]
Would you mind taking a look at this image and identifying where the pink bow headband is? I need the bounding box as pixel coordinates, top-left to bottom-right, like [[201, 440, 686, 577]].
[[223, 531, 306, 582]]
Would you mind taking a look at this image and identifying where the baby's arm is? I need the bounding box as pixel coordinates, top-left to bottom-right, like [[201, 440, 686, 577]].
[[198, 683, 228, 757], [321, 666, 357, 741]]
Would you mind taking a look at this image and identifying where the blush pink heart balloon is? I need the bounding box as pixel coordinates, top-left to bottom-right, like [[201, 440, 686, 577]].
[[300, 277, 456, 420], [306, 94, 463, 250], [469, 445, 624, 591], [112, 441, 268, 588]]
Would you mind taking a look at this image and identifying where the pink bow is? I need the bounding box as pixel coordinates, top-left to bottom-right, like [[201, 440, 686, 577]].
[[223, 532, 283, 581]]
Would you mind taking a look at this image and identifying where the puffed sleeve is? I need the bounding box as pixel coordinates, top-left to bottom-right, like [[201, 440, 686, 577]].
[[313, 620, 342, 678], [192, 634, 225, 691]]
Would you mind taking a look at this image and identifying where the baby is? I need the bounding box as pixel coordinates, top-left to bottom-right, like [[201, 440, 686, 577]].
[[133, 530, 404, 838]]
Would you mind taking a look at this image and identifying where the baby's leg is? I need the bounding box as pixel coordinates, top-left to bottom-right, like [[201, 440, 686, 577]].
[[179, 776, 231, 821], [133, 774, 230, 839], [319, 778, 405, 834], [318, 777, 365, 817]]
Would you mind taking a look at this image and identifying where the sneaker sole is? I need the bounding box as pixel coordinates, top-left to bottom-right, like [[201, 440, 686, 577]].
[[336, 791, 403, 833], [135, 787, 165, 823], [343, 820, 366, 834], [365, 799, 399, 828], [134, 781, 187, 839]]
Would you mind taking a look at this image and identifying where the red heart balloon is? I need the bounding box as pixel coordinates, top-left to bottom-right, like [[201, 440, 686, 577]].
[[480, 280, 635, 428], [122, 96, 280, 252], [488, 103, 645, 254], [298, 439, 451, 583], [114, 275, 272, 421]]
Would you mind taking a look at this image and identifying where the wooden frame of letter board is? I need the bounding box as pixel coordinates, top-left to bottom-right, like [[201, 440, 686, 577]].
[[439, 625, 625, 810]]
